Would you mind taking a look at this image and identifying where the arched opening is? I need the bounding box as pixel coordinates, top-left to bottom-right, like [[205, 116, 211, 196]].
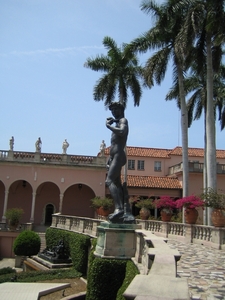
[[35, 182, 60, 226], [62, 183, 95, 218], [45, 204, 54, 225], [7, 180, 32, 223]]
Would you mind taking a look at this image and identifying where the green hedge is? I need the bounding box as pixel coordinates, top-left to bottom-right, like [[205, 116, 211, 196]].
[[116, 260, 139, 300], [0, 268, 81, 284], [13, 230, 41, 256], [86, 238, 139, 300], [45, 227, 91, 275], [86, 258, 127, 300], [0, 267, 16, 276]]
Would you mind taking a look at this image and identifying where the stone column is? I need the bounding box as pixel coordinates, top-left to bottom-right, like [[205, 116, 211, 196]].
[[2, 190, 9, 222], [30, 192, 36, 223], [59, 193, 64, 213]]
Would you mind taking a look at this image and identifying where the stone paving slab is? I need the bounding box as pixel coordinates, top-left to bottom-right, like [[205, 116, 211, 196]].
[[168, 240, 225, 300], [0, 282, 70, 300]]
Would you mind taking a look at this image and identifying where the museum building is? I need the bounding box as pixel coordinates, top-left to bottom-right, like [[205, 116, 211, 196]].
[[0, 145, 225, 229]]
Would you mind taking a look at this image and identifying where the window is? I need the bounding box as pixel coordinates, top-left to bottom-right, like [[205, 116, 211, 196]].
[[154, 161, 162, 172], [128, 159, 135, 170], [137, 160, 145, 170]]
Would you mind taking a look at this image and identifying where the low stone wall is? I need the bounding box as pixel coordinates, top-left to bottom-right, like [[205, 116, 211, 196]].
[[123, 230, 189, 300], [137, 219, 225, 250]]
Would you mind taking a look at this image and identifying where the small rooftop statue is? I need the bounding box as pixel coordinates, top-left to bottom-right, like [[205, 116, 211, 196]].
[[62, 139, 69, 154], [99, 140, 106, 156], [9, 136, 14, 151], [35, 137, 42, 153]]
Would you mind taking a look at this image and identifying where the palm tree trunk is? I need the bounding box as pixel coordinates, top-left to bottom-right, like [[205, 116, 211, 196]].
[[203, 108, 208, 225], [177, 62, 189, 223], [177, 63, 189, 198], [206, 34, 217, 225]]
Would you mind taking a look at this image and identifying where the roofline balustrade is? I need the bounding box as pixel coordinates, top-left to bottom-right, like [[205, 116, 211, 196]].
[[0, 150, 106, 167], [169, 161, 225, 175]]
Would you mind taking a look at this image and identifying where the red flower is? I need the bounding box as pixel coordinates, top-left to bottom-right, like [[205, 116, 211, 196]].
[[154, 196, 177, 210], [176, 195, 204, 209]]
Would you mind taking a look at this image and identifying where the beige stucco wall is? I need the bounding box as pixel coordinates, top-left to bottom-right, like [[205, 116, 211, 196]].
[[0, 161, 106, 225]]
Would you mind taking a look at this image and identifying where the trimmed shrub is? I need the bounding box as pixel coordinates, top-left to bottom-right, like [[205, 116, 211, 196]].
[[116, 260, 139, 299], [45, 227, 71, 254], [86, 258, 127, 300], [45, 227, 91, 275], [0, 267, 16, 276], [13, 230, 41, 256], [86, 239, 139, 300], [69, 232, 91, 275]]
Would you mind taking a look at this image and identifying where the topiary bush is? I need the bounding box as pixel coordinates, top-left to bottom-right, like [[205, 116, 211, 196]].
[[86, 240, 139, 300], [86, 258, 127, 300], [13, 230, 41, 256], [116, 260, 139, 300]]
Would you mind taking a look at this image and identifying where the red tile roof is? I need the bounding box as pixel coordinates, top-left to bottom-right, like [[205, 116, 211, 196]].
[[168, 146, 225, 158], [105, 146, 171, 158], [123, 175, 182, 189], [105, 146, 225, 159]]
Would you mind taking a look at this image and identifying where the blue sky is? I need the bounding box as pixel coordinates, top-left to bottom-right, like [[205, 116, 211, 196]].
[[0, 0, 224, 156]]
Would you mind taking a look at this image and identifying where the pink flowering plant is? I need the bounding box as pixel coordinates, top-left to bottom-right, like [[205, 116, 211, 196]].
[[176, 195, 204, 209], [154, 196, 177, 211]]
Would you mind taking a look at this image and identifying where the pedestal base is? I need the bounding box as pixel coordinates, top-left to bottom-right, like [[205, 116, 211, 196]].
[[94, 222, 141, 259]]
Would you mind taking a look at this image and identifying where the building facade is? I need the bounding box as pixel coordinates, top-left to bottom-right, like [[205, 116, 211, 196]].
[[0, 146, 225, 228]]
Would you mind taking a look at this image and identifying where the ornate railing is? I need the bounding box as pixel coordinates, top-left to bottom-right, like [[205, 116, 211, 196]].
[[52, 215, 225, 249], [0, 150, 106, 167], [0, 222, 33, 231], [51, 214, 101, 237], [169, 161, 225, 175]]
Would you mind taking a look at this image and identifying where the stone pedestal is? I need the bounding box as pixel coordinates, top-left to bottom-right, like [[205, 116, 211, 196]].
[[94, 222, 141, 259]]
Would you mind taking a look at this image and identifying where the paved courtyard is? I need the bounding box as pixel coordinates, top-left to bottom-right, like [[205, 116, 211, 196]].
[[1, 240, 225, 299], [168, 240, 225, 300]]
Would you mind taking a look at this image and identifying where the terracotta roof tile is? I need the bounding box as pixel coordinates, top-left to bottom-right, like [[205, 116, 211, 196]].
[[105, 146, 225, 159], [169, 147, 204, 157], [105, 146, 171, 158], [169, 146, 225, 158], [123, 175, 182, 189]]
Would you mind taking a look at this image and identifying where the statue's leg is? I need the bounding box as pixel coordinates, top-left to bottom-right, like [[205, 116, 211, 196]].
[[107, 177, 124, 211], [106, 157, 124, 222]]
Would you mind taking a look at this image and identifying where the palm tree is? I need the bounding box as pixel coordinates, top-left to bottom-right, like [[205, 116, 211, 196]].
[[167, 59, 225, 223], [84, 36, 143, 108], [176, 0, 225, 193], [84, 36, 144, 219], [130, 0, 190, 197], [174, 0, 225, 224]]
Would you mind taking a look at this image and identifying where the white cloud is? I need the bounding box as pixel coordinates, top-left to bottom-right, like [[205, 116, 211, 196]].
[[8, 45, 104, 57]]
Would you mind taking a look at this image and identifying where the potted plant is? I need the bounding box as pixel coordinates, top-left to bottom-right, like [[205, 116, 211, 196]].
[[200, 188, 225, 227], [135, 198, 153, 220], [90, 197, 113, 217], [176, 195, 204, 224], [4, 208, 24, 230], [154, 196, 176, 222]]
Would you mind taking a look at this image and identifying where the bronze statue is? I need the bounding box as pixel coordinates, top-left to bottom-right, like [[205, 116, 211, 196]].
[[105, 102, 135, 224]]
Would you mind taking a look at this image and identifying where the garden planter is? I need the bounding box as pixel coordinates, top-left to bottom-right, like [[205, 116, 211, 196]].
[[9, 222, 19, 231], [160, 209, 173, 222], [139, 207, 150, 220], [184, 208, 198, 224], [15, 255, 25, 268], [96, 207, 110, 217], [211, 209, 225, 227]]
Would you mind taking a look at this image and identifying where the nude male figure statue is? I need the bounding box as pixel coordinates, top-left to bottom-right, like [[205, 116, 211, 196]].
[[105, 102, 135, 224]]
